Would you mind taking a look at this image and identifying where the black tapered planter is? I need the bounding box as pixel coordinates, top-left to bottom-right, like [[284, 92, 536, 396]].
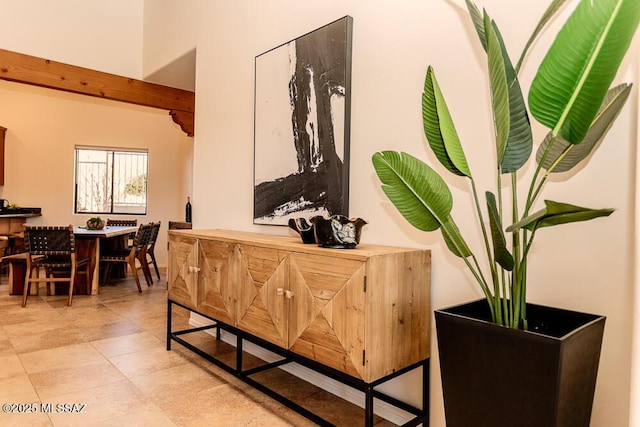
[[435, 299, 606, 427]]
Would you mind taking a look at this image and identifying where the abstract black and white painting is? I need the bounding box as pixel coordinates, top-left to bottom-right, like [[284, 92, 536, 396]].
[[254, 16, 353, 225]]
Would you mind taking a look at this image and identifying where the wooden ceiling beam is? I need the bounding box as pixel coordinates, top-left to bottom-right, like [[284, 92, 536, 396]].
[[0, 48, 195, 136]]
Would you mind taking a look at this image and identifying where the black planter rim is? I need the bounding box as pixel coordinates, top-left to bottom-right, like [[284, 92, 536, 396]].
[[435, 298, 605, 340]]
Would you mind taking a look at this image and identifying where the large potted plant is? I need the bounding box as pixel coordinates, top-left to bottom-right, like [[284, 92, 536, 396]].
[[371, 0, 639, 426]]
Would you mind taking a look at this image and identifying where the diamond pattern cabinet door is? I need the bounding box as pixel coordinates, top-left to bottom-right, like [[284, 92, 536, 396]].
[[288, 253, 366, 380], [235, 245, 289, 348], [168, 235, 199, 310], [196, 239, 235, 325]]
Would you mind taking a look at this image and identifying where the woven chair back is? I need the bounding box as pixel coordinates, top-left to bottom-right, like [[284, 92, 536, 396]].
[[24, 225, 75, 256], [133, 223, 153, 250], [106, 219, 138, 227]]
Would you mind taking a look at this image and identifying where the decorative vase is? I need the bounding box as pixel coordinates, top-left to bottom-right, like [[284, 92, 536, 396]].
[[309, 215, 367, 249], [434, 299, 606, 427]]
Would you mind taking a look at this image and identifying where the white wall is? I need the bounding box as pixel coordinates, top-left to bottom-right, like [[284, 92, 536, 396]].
[[143, 0, 199, 80], [191, 1, 640, 426], [0, 0, 144, 78]]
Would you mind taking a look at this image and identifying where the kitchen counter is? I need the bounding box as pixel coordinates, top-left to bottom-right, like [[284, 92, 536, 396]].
[[0, 212, 42, 218]]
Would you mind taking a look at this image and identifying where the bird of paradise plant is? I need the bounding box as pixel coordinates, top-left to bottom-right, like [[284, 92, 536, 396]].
[[372, 0, 640, 329]]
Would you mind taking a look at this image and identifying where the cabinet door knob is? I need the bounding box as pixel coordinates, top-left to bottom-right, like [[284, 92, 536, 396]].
[[188, 266, 200, 273], [276, 287, 284, 296], [285, 290, 294, 299]]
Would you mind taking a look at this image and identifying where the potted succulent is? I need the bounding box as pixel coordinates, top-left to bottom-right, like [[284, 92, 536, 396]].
[[372, 0, 639, 426]]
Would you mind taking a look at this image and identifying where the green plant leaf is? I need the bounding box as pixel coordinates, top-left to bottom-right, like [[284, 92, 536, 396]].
[[515, 0, 571, 73], [372, 151, 454, 232], [486, 191, 514, 270], [441, 215, 472, 258], [529, 0, 640, 145], [536, 83, 632, 173], [423, 66, 471, 178], [507, 200, 614, 232], [465, 0, 486, 50], [488, 20, 533, 173], [465, 8, 532, 173], [485, 15, 510, 166]]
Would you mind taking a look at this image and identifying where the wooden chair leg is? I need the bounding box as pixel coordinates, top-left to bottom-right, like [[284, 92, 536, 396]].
[[139, 253, 153, 286], [22, 265, 38, 307], [128, 259, 142, 293], [67, 266, 75, 306], [21, 273, 30, 307], [150, 252, 160, 280]]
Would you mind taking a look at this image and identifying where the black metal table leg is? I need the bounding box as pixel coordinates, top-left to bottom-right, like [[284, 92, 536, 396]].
[[423, 358, 430, 424], [166, 299, 172, 351], [236, 333, 243, 374], [365, 383, 374, 427]]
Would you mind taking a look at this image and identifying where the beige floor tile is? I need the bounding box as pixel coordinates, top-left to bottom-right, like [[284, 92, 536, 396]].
[[129, 362, 226, 405], [0, 408, 53, 427], [2, 318, 71, 340], [105, 299, 167, 321], [78, 319, 143, 342], [90, 331, 164, 358], [0, 354, 26, 380], [46, 380, 149, 427], [91, 402, 176, 427], [29, 360, 127, 400], [0, 373, 40, 403], [9, 327, 86, 354], [0, 303, 63, 326], [55, 304, 128, 326], [159, 383, 313, 427], [0, 337, 16, 358], [107, 345, 190, 379], [18, 342, 106, 374]]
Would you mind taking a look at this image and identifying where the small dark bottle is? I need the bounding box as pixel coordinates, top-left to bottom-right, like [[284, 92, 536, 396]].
[[185, 197, 192, 223]]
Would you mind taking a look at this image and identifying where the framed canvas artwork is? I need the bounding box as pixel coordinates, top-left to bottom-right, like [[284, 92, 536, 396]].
[[254, 16, 353, 225]]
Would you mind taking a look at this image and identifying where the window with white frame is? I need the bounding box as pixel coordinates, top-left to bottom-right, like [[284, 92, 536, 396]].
[[74, 147, 148, 214]]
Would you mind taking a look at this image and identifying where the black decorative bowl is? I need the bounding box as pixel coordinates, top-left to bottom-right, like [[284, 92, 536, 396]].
[[288, 218, 316, 244], [309, 215, 367, 249]]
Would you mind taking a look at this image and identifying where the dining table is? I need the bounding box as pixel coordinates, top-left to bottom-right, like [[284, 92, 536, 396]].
[[73, 225, 139, 295]]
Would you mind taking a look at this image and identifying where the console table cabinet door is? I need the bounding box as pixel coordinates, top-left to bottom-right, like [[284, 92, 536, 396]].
[[235, 244, 289, 348], [288, 252, 367, 379], [197, 239, 236, 325], [168, 235, 199, 310], [365, 251, 431, 382]]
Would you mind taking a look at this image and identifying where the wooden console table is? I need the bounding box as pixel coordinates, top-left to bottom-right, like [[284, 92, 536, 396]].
[[167, 229, 431, 426]]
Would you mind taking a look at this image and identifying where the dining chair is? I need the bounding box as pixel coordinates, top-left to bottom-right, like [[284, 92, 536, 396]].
[[100, 223, 152, 293], [22, 225, 91, 307], [106, 218, 138, 245], [145, 221, 161, 283]]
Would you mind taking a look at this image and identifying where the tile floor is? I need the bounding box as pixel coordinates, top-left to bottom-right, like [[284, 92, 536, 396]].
[[0, 271, 396, 426]]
